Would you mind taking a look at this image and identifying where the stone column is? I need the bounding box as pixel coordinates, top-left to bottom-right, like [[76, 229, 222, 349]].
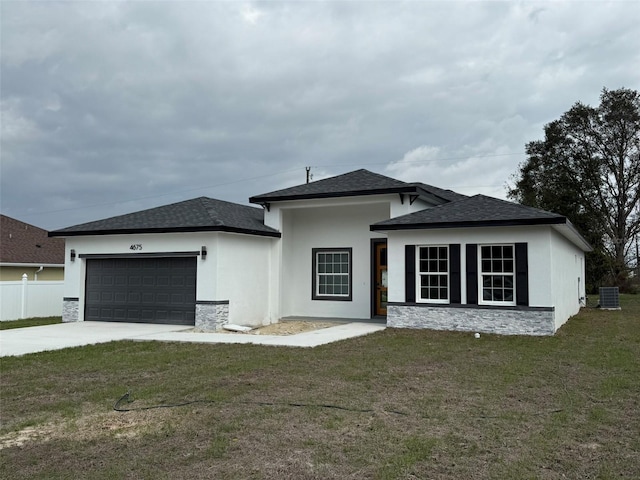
[[195, 301, 229, 331], [62, 298, 80, 322]]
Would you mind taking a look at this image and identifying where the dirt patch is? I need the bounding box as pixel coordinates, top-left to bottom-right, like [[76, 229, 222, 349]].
[[214, 320, 339, 336], [248, 321, 338, 335], [0, 410, 174, 450], [0, 425, 57, 449]]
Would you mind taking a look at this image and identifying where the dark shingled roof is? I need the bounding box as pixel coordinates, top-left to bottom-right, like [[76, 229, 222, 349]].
[[372, 194, 592, 251], [1, 215, 65, 264], [250, 169, 464, 204], [410, 182, 468, 203], [371, 194, 568, 230], [49, 197, 281, 238]]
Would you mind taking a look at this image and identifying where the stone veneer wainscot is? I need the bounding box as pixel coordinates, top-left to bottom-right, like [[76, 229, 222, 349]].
[[387, 304, 556, 336], [196, 301, 230, 331]]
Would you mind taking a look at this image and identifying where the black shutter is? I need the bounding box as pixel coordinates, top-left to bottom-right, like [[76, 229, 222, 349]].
[[466, 244, 478, 304], [405, 245, 416, 303], [515, 243, 529, 306], [449, 244, 461, 304]]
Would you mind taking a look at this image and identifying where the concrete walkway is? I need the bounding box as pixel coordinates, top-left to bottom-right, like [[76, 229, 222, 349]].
[[0, 321, 386, 357]]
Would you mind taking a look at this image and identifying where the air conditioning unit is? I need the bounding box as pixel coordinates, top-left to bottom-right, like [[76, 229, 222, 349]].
[[599, 287, 621, 310]]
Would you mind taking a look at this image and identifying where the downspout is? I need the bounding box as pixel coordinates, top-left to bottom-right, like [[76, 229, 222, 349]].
[[34, 266, 44, 281]]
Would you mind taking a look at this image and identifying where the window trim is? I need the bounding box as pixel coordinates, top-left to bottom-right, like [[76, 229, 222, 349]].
[[312, 248, 353, 301], [478, 244, 516, 307], [416, 245, 450, 304]]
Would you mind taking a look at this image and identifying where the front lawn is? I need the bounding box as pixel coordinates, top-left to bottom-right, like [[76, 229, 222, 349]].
[[0, 317, 61, 330], [1, 297, 638, 479]]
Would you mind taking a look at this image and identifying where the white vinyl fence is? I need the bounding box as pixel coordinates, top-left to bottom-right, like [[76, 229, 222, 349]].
[[0, 275, 64, 321]]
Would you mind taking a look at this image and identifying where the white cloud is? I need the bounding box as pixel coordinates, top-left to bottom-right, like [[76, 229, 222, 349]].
[[386, 139, 525, 200], [240, 4, 265, 25]]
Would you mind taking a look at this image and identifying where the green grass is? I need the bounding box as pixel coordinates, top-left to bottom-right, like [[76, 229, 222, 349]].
[[0, 317, 62, 330], [1, 296, 639, 479]]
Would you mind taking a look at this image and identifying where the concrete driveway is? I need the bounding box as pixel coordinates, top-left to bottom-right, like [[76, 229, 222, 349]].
[[0, 322, 190, 357], [0, 321, 386, 357]]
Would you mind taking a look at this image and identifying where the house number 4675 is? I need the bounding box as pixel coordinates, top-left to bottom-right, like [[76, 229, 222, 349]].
[[130, 244, 142, 251]]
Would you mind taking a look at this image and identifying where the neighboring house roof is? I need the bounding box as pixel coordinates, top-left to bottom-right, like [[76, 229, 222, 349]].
[[371, 194, 592, 251], [0, 215, 65, 265], [249, 169, 465, 204], [49, 197, 281, 238]]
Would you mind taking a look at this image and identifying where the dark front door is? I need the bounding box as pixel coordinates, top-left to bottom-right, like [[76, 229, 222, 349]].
[[374, 242, 388, 316], [85, 257, 196, 325]]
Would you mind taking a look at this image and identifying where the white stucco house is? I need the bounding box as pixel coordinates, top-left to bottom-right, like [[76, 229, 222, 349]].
[[50, 169, 591, 335]]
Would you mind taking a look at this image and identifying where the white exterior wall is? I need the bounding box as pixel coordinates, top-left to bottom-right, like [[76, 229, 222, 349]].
[[64, 232, 215, 322], [215, 233, 275, 326], [386, 226, 553, 307], [549, 229, 586, 329], [386, 225, 589, 334], [265, 196, 394, 319], [61, 231, 273, 326], [390, 197, 433, 218]]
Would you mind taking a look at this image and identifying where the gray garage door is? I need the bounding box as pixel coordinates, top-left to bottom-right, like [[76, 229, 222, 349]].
[[85, 257, 197, 325]]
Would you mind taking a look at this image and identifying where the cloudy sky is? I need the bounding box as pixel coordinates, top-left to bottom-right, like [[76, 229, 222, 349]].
[[1, 1, 638, 231]]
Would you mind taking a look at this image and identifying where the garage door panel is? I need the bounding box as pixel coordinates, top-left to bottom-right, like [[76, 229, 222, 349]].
[[156, 293, 170, 304], [141, 292, 155, 303], [100, 260, 113, 268], [143, 309, 159, 320], [85, 257, 196, 325], [86, 291, 101, 302], [170, 293, 185, 303], [112, 292, 125, 303], [128, 292, 141, 303]]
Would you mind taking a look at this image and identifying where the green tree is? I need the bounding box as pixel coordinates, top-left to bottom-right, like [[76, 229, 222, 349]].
[[509, 88, 640, 291]]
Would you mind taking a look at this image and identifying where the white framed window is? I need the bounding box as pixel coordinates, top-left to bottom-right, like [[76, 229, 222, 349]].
[[479, 245, 515, 306], [417, 245, 449, 303], [312, 248, 352, 301]]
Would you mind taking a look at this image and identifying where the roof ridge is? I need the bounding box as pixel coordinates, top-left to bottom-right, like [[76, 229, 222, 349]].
[[409, 182, 467, 202], [197, 197, 222, 226], [200, 197, 238, 227]]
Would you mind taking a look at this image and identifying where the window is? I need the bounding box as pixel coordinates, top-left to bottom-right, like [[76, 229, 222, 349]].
[[418, 246, 449, 303], [480, 245, 515, 305], [312, 248, 352, 301]]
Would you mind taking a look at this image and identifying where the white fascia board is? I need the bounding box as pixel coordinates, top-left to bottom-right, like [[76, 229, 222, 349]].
[[551, 224, 593, 252]]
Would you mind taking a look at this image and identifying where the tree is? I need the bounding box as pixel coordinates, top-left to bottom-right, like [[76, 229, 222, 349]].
[[509, 88, 640, 291]]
